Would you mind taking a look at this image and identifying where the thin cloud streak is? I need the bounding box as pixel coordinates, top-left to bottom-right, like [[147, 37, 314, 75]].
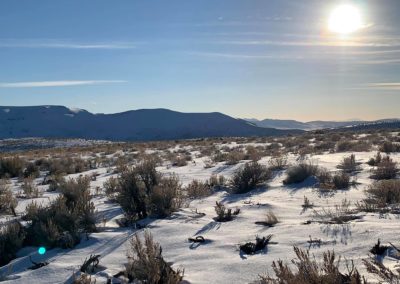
[[218, 39, 393, 47], [189, 51, 304, 60], [368, 83, 400, 90], [0, 80, 127, 88], [0, 41, 137, 49]]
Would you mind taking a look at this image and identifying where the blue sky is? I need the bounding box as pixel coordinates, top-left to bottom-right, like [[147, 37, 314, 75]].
[[1, 0, 400, 121]]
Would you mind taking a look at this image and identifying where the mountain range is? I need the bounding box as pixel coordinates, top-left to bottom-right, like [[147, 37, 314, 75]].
[[245, 118, 400, 130], [0, 106, 300, 141]]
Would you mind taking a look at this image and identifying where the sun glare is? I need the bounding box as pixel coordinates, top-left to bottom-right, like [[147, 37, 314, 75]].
[[328, 4, 363, 35]]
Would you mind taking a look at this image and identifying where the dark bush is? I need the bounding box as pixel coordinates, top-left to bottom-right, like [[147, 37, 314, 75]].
[[337, 154, 360, 173], [214, 201, 240, 222], [186, 179, 212, 199], [283, 162, 319, 185], [0, 179, 17, 216], [24, 176, 96, 248], [230, 162, 272, 193], [379, 141, 400, 153], [371, 156, 398, 180], [0, 222, 25, 266], [0, 157, 25, 178], [366, 180, 400, 207], [149, 175, 183, 218]]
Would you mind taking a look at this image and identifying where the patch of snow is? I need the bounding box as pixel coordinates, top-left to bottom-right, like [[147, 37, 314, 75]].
[[3, 108, 10, 113], [68, 107, 84, 114]]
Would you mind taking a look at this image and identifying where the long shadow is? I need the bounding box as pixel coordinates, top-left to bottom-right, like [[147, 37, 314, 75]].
[[239, 246, 269, 260], [189, 239, 214, 250], [320, 223, 352, 245], [95, 206, 124, 221], [284, 176, 318, 194], [220, 186, 269, 205], [194, 221, 221, 235], [212, 164, 235, 175]]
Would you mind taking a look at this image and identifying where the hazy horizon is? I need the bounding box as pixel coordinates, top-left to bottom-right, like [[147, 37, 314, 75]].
[[2, 104, 399, 123], [1, 0, 400, 121]]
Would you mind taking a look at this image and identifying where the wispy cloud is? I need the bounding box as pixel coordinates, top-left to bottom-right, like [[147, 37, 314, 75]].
[[0, 80, 127, 88], [189, 51, 303, 60], [368, 83, 400, 90], [0, 40, 137, 49], [218, 39, 393, 48]]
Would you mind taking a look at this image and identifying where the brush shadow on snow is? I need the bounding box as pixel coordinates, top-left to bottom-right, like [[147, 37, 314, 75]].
[[219, 186, 269, 205], [194, 221, 221, 235], [321, 223, 352, 245], [211, 164, 236, 175], [189, 239, 214, 250], [239, 246, 269, 260], [284, 176, 319, 192]]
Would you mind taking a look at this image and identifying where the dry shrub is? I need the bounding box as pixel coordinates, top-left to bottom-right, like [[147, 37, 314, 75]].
[[117, 168, 148, 220], [117, 161, 183, 220], [0, 222, 25, 266], [103, 176, 119, 198], [21, 177, 41, 198], [283, 162, 319, 185], [0, 179, 17, 216], [336, 140, 371, 152], [367, 152, 382, 166], [379, 141, 400, 153], [313, 199, 359, 224], [208, 174, 225, 189], [0, 157, 25, 178], [214, 201, 240, 222], [268, 155, 288, 171], [245, 145, 264, 161], [186, 179, 212, 199], [24, 176, 96, 248], [371, 156, 399, 180], [365, 179, 400, 207], [72, 273, 96, 284], [124, 231, 183, 283], [316, 168, 351, 191], [256, 210, 279, 227], [337, 154, 360, 173], [23, 162, 40, 178], [258, 246, 365, 284], [230, 161, 272, 193], [225, 149, 246, 165], [171, 155, 189, 167], [363, 256, 400, 283], [332, 172, 351, 189], [149, 175, 183, 218]]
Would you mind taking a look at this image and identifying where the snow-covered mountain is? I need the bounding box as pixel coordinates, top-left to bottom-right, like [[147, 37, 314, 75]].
[[0, 106, 300, 141], [246, 118, 400, 130]]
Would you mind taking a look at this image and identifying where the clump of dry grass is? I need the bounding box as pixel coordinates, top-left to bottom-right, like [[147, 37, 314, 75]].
[[123, 231, 184, 283], [255, 210, 279, 227], [214, 201, 240, 222], [258, 246, 366, 284]]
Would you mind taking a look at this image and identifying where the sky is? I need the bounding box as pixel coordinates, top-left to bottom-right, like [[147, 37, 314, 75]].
[[0, 0, 400, 122]]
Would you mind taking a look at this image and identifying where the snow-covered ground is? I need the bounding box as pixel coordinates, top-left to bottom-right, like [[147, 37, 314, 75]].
[[1, 141, 400, 283]]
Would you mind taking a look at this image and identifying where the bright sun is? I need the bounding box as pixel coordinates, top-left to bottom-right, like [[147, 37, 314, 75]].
[[328, 4, 363, 35]]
